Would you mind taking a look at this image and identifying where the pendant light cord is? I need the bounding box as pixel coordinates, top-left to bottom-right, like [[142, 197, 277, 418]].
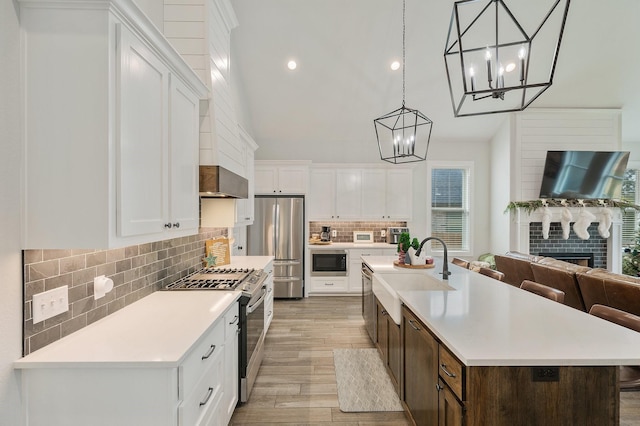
[[402, 0, 406, 106]]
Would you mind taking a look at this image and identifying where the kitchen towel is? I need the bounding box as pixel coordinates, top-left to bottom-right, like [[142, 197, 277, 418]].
[[332, 348, 403, 412]]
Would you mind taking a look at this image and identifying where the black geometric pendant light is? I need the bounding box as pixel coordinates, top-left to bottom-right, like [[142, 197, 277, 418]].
[[374, 0, 433, 164], [444, 0, 571, 117]]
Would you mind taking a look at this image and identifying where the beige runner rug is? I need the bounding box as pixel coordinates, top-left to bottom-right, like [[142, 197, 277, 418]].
[[332, 348, 403, 412]]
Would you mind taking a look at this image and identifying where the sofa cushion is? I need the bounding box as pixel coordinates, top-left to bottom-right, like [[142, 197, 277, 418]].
[[576, 269, 640, 316], [494, 251, 544, 287], [530, 258, 590, 311]]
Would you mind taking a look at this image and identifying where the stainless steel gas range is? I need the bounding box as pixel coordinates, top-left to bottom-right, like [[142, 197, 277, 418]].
[[164, 267, 268, 403]]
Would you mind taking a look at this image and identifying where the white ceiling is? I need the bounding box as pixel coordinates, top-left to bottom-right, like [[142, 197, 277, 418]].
[[230, 0, 640, 158]]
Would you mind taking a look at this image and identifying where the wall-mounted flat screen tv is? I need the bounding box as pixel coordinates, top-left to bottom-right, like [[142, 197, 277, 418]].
[[539, 151, 630, 199]]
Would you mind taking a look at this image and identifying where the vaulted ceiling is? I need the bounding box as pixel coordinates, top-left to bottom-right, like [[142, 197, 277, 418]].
[[230, 0, 640, 158]]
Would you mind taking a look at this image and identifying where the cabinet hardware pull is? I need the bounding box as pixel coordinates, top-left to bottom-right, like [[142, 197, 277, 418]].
[[268, 310, 272, 317], [229, 315, 239, 325], [440, 363, 456, 378], [199, 387, 214, 407], [164, 223, 172, 229], [436, 383, 443, 391], [408, 319, 420, 331], [173, 222, 180, 228], [201, 344, 216, 360], [325, 282, 334, 286], [381, 310, 388, 315]]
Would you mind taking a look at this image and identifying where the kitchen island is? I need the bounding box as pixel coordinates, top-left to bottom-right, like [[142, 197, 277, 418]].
[[364, 255, 640, 425]]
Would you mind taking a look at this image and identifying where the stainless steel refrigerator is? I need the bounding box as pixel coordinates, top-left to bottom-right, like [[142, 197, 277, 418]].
[[248, 196, 304, 298]]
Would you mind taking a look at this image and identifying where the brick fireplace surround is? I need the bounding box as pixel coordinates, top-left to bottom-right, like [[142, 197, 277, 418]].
[[511, 207, 622, 273]]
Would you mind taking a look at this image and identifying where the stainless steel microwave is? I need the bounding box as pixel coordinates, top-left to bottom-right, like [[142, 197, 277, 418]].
[[310, 250, 347, 276]]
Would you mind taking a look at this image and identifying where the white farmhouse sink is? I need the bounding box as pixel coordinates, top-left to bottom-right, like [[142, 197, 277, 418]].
[[373, 272, 454, 325]]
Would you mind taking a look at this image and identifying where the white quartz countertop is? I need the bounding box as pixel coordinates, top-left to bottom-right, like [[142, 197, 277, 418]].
[[308, 243, 397, 250], [367, 256, 640, 367], [15, 288, 241, 369], [363, 256, 405, 271]]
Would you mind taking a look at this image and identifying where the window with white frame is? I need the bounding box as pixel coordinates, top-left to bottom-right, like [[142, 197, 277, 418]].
[[622, 167, 640, 246], [427, 162, 472, 254]]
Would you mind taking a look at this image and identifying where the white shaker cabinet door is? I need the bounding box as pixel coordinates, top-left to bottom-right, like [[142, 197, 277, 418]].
[[361, 169, 387, 219], [117, 25, 169, 237], [168, 76, 200, 232]]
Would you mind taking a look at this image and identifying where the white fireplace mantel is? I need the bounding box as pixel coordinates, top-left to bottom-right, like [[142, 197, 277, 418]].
[[509, 206, 622, 273]]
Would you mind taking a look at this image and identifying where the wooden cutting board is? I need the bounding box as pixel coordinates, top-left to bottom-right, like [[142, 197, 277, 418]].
[[204, 237, 230, 267]]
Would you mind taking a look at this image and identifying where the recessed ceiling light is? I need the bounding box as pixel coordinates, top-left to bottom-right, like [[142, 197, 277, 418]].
[[287, 60, 297, 70], [505, 62, 516, 73], [390, 61, 400, 71]]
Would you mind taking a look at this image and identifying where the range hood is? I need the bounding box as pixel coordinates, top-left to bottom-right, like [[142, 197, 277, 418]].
[[199, 166, 248, 198]]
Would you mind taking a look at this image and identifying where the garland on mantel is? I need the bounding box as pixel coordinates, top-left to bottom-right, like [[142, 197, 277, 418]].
[[504, 199, 640, 215]]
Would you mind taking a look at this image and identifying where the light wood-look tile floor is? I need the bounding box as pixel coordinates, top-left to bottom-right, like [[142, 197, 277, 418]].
[[230, 296, 640, 425]]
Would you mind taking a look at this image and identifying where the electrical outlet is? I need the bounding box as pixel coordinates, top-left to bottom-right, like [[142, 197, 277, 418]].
[[531, 367, 559, 382], [32, 285, 69, 324], [380, 229, 387, 238], [331, 230, 337, 238]]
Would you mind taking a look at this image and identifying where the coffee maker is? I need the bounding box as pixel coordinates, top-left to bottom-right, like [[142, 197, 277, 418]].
[[320, 226, 331, 242]]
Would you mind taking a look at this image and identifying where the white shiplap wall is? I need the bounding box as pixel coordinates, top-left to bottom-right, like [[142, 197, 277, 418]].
[[164, 0, 244, 174], [512, 109, 622, 201]]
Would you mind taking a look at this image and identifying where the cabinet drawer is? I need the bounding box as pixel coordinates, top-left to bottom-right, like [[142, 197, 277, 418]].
[[439, 345, 464, 400], [179, 344, 224, 426], [308, 277, 348, 293], [180, 320, 225, 398]]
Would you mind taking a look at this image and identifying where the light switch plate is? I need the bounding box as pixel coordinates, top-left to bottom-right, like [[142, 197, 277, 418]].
[[32, 285, 69, 324]]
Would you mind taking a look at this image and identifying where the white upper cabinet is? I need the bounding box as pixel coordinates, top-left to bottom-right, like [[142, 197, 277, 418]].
[[335, 169, 362, 220], [254, 161, 310, 194], [308, 166, 413, 221], [308, 168, 337, 220], [385, 168, 413, 220], [361, 169, 387, 219], [20, 0, 208, 249]]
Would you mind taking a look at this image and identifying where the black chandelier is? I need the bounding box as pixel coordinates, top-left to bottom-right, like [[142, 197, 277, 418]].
[[374, 0, 433, 164], [444, 0, 571, 117]]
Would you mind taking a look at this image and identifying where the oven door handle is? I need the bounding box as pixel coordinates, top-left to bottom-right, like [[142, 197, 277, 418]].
[[246, 288, 267, 314]]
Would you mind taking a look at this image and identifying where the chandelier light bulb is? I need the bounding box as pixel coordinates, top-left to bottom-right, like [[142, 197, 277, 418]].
[[518, 46, 527, 60]]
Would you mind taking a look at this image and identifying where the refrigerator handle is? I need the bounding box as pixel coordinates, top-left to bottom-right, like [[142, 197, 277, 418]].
[[273, 202, 279, 256], [274, 260, 301, 266]]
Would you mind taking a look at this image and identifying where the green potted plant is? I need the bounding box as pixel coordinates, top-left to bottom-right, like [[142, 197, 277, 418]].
[[397, 232, 411, 264]]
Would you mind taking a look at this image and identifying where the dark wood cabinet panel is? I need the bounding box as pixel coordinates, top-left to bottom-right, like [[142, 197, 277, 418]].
[[402, 305, 439, 426], [388, 317, 401, 390], [438, 379, 464, 426], [465, 366, 619, 426], [377, 298, 400, 392], [376, 300, 388, 362]]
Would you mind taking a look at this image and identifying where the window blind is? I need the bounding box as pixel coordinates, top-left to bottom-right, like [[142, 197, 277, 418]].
[[430, 168, 470, 251]]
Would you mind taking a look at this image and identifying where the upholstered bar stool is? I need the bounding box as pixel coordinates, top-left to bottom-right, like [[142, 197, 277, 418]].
[[520, 280, 565, 304], [478, 267, 505, 281], [589, 304, 640, 391], [452, 258, 470, 269]]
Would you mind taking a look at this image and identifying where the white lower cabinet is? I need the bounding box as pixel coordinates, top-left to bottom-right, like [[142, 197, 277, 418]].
[[308, 277, 348, 294], [19, 303, 240, 426]]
